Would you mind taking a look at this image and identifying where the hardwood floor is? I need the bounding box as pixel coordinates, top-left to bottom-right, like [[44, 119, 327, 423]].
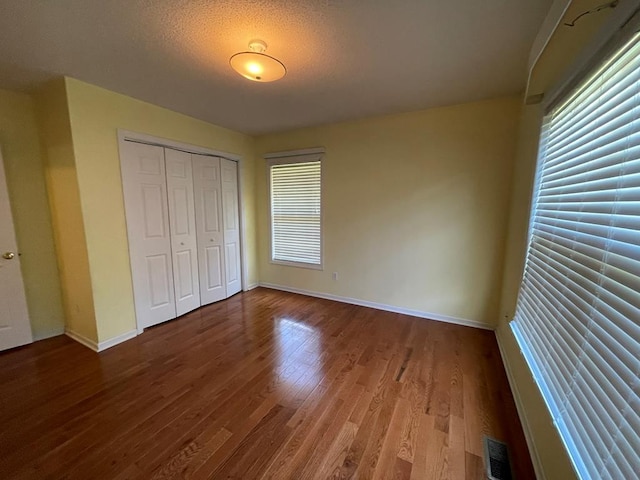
[[0, 288, 535, 479]]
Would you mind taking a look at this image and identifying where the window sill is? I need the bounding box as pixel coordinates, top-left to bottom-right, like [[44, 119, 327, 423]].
[[270, 259, 323, 271]]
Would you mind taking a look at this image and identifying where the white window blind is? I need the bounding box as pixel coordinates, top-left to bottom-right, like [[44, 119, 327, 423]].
[[511, 32, 640, 479], [269, 156, 322, 267]]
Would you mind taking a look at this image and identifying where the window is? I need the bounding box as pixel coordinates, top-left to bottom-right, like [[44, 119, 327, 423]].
[[267, 150, 323, 268], [511, 33, 640, 479]]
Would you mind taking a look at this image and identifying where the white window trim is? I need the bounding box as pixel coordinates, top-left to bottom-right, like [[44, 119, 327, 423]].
[[266, 148, 325, 270]]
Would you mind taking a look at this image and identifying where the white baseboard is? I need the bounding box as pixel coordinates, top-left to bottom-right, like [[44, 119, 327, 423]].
[[33, 326, 65, 342], [65, 328, 99, 351], [258, 283, 493, 330], [495, 327, 546, 480], [65, 328, 138, 352], [245, 283, 259, 291], [98, 329, 138, 351]]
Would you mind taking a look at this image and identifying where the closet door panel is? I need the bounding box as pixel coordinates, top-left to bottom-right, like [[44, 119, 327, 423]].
[[165, 149, 201, 316], [205, 246, 223, 289], [146, 254, 173, 308], [221, 158, 242, 296], [193, 155, 226, 304], [175, 250, 196, 298], [120, 142, 176, 328]]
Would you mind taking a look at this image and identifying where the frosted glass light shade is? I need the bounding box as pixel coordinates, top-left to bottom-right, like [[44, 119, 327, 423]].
[[229, 52, 286, 82]]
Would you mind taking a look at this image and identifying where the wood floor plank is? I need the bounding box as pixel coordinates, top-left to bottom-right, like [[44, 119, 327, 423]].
[[465, 451, 485, 480], [462, 373, 485, 458], [352, 379, 402, 478], [209, 403, 295, 479], [261, 394, 346, 479], [189, 392, 279, 478], [409, 414, 435, 480], [449, 415, 467, 480], [315, 420, 359, 479], [424, 427, 448, 479], [296, 383, 365, 480], [334, 351, 402, 479], [426, 341, 452, 434], [372, 396, 411, 480], [0, 288, 535, 479], [261, 350, 366, 479], [392, 456, 413, 480], [150, 427, 232, 479]]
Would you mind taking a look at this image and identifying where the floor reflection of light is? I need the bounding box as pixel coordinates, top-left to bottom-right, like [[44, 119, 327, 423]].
[[279, 318, 315, 333], [274, 317, 323, 398]]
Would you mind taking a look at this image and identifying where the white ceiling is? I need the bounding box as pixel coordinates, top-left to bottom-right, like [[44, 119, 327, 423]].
[[0, 0, 552, 135]]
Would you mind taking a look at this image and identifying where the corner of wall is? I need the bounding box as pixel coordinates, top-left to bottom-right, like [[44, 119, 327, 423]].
[[34, 77, 98, 343], [252, 145, 264, 285]]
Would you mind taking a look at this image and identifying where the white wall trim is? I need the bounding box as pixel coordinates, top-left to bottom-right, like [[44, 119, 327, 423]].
[[65, 328, 99, 351], [117, 129, 242, 161], [495, 327, 546, 480], [65, 328, 138, 352], [245, 282, 259, 291], [258, 283, 493, 330], [263, 147, 325, 159], [98, 329, 138, 351]]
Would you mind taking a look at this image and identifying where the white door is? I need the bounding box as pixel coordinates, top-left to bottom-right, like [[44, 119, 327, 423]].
[[221, 159, 242, 296], [120, 142, 176, 329], [192, 155, 226, 305], [165, 149, 200, 316], [0, 149, 33, 351]]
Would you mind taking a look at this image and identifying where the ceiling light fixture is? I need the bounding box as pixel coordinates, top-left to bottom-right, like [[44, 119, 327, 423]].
[[230, 40, 286, 82]]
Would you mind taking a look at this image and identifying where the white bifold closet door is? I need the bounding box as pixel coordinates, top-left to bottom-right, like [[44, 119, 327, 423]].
[[221, 158, 242, 297], [121, 141, 242, 330], [192, 154, 226, 304], [165, 149, 201, 316], [120, 142, 177, 328]]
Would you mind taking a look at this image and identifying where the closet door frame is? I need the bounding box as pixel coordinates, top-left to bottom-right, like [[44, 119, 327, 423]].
[[118, 129, 250, 334]]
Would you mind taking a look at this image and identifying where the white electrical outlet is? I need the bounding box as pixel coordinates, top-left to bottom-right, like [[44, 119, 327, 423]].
[[332, 272, 338, 281]]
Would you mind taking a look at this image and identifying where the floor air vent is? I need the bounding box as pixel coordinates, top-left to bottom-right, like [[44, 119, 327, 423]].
[[483, 436, 513, 480]]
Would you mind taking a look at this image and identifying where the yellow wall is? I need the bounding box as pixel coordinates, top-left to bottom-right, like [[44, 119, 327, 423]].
[[64, 77, 257, 342], [34, 79, 98, 342], [255, 97, 520, 327], [0, 88, 65, 340]]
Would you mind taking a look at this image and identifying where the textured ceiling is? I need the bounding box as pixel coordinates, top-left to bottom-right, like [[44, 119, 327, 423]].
[[0, 0, 552, 134]]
